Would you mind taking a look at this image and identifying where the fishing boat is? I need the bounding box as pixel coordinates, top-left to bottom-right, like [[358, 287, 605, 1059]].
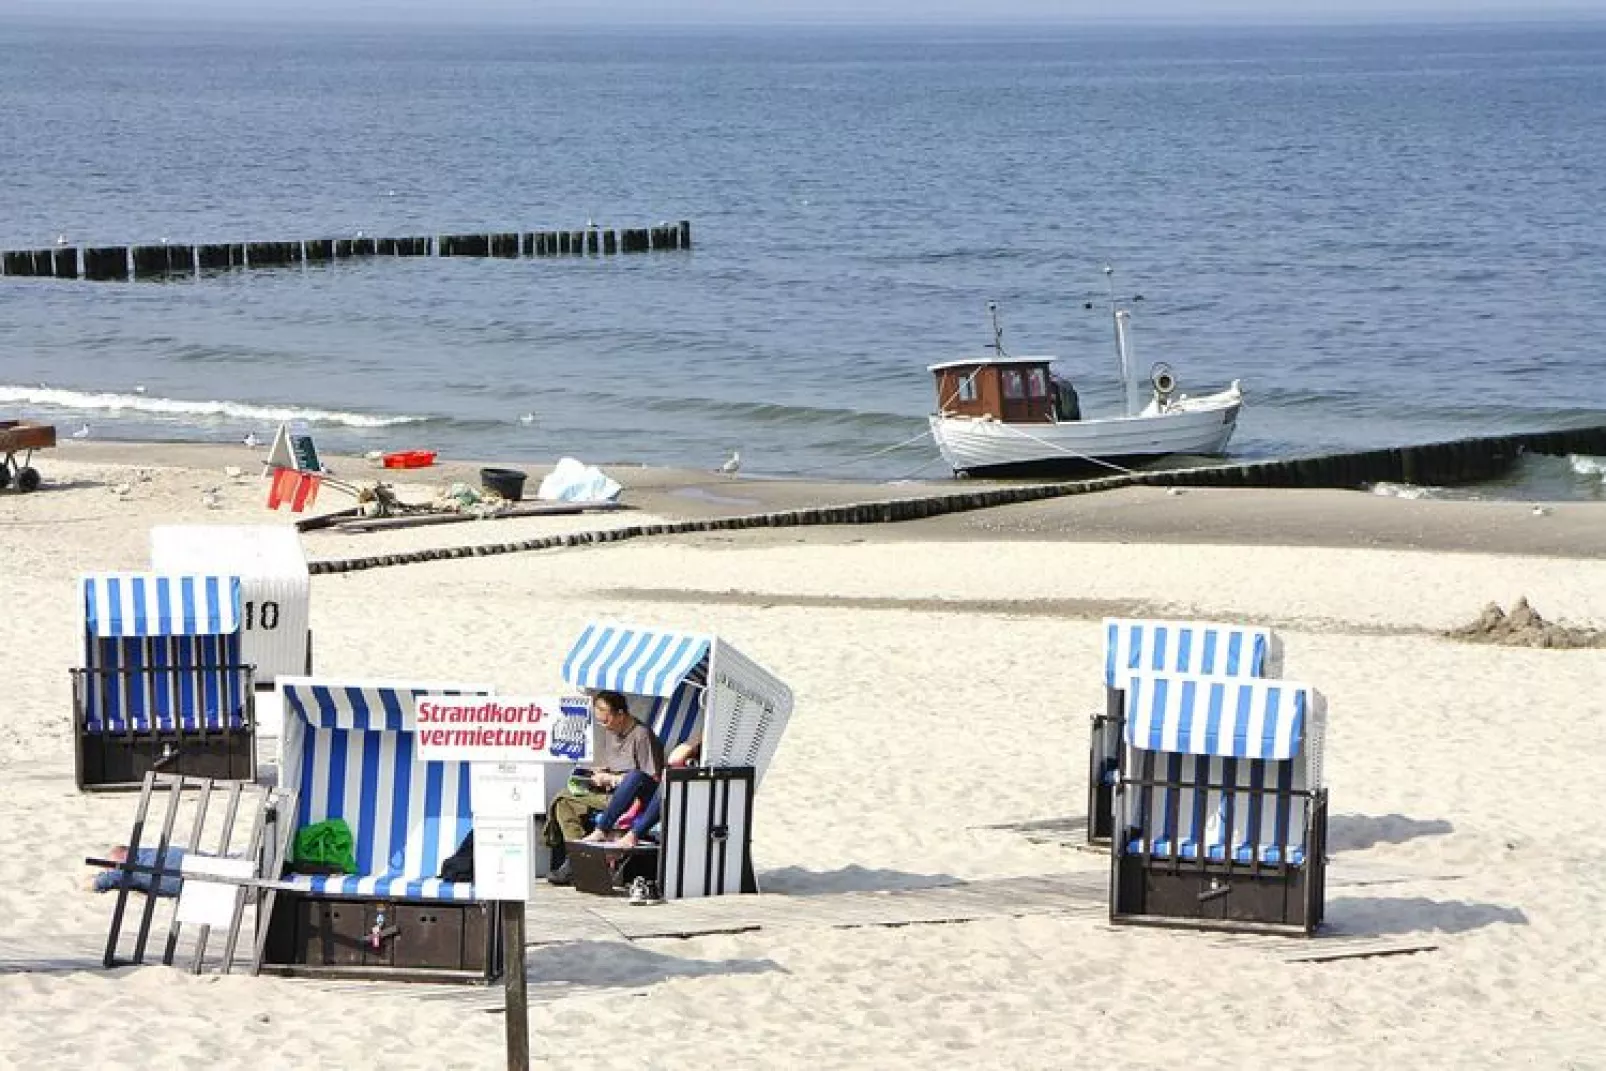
[[927, 271, 1243, 477]]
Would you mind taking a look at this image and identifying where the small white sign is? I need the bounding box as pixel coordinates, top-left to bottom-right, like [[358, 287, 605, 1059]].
[[471, 761, 573, 818], [473, 818, 534, 901], [414, 694, 593, 764], [174, 854, 255, 927]]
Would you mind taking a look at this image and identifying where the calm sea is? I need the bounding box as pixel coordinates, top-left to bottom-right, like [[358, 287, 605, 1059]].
[[2, 19, 1604, 497]]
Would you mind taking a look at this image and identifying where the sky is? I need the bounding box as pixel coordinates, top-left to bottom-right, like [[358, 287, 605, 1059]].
[[2, 0, 1603, 26]]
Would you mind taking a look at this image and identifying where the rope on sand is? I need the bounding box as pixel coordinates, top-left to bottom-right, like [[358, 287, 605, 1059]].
[[305, 472, 1142, 575]]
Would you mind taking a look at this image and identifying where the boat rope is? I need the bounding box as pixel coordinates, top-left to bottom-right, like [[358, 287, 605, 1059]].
[[988, 422, 1139, 475], [812, 426, 938, 475]]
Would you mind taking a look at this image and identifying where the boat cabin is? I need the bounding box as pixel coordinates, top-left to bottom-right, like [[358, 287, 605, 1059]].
[[928, 356, 1078, 424]]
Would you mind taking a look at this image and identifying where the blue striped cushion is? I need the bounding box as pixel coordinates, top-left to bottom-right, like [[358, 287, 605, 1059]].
[[1126, 838, 1306, 866], [282, 873, 479, 901]]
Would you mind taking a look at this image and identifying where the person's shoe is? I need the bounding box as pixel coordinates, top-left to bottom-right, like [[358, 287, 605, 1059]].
[[547, 860, 573, 886]]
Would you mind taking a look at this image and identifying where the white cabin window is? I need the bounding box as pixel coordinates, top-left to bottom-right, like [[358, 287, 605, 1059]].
[[1027, 368, 1049, 397], [956, 375, 977, 402], [1002, 370, 1025, 400]]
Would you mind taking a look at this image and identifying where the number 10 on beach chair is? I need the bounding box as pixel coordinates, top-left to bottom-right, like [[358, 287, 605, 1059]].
[[1109, 670, 1328, 936], [1089, 618, 1282, 845]]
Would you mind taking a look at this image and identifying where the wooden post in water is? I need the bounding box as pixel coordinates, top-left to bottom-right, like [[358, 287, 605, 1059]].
[[84, 246, 129, 280], [32, 249, 55, 276], [679, 219, 692, 249], [132, 245, 168, 277], [196, 243, 230, 271], [333, 239, 353, 259], [53, 247, 80, 278], [586, 228, 599, 255], [602, 229, 617, 255], [306, 239, 333, 262], [502, 901, 529, 1071]]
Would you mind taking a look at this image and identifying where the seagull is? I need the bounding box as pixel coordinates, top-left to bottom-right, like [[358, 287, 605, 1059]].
[[201, 488, 224, 510], [1532, 505, 1550, 517], [719, 450, 741, 476], [518, 412, 536, 425], [55, 234, 69, 246], [133, 385, 146, 394], [242, 432, 260, 448], [71, 423, 90, 439]]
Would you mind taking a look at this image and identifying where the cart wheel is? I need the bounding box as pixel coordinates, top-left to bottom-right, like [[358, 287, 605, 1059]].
[[17, 467, 41, 493], [0, 467, 10, 490]]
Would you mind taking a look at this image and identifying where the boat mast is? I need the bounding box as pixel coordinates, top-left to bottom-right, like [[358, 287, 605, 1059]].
[[1105, 266, 1140, 417]]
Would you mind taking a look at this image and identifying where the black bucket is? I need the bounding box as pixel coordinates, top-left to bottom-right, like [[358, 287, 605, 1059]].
[[480, 467, 527, 501]]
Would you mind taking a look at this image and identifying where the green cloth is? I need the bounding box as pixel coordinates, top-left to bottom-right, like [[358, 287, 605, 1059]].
[[293, 818, 357, 874]]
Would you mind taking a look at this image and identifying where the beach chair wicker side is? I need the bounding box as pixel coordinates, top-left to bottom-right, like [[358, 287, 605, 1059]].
[[1109, 672, 1326, 936], [701, 639, 794, 789], [1088, 619, 1279, 845]]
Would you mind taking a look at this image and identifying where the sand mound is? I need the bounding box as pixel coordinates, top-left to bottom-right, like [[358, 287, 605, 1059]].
[[1446, 596, 1606, 648]]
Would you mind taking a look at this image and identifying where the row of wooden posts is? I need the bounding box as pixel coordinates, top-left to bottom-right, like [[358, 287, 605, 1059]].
[[0, 221, 692, 281]]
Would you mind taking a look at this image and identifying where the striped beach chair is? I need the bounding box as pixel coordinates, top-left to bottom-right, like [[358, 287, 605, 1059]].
[[560, 621, 794, 898], [1088, 618, 1282, 843], [1109, 669, 1328, 935], [71, 573, 256, 791], [258, 676, 502, 983]]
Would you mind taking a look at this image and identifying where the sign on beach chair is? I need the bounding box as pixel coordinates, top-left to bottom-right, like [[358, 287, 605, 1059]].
[[559, 621, 793, 898], [1088, 618, 1282, 844], [71, 573, 257, 791], [1109, 670, 1328, 936], [258, 676, 503, 983]]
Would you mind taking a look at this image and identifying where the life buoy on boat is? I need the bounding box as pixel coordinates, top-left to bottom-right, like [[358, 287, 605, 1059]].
[[1151, 363, 1177, 397]]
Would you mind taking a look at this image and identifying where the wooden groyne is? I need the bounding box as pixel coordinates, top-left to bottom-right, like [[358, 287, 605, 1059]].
[[0, 220, 690, 282], [301, 424, 1606, 577]]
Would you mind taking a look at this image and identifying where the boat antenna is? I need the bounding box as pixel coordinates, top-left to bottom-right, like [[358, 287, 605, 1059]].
[[987, 301, 1008, 357], [1104, 265, 1141, 417]]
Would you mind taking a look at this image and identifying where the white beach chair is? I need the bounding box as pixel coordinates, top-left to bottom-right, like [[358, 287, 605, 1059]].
[[149, 525, 313, 687], [257, 676, 501, 982], [1088, 618, 1283, 843], [559, 621, 794, 898], [71, 573, 257, 790], [1109, 669, 1328, 935]]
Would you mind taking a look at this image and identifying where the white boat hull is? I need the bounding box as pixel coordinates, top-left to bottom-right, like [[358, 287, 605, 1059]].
[[930, 391, 1242, 476]]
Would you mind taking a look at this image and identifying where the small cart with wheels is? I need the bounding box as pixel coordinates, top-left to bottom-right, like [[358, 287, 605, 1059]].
[[0, 420, 55, 493]]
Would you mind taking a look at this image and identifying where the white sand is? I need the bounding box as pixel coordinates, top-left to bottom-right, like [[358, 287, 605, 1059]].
[[2, 456, 1604, 1069]]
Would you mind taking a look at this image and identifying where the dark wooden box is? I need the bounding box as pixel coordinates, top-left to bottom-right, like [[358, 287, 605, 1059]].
[[259, 890, 502, 983], [76, 729, 255, 791]]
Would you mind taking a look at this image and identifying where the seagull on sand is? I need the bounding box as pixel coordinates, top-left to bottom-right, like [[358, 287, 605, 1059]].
[[719, 450, 741, 476], [242, 432, 260, 448], [71, 423, 90, 439]]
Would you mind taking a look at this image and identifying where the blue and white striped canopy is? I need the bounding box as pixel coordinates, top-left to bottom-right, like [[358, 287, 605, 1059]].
[[1122, 670, 1311, 761], [561, 622, 711, 698], [280, 678, 491, 732], [1103, 618, 1273, 688], [82, 573, 242, 638]]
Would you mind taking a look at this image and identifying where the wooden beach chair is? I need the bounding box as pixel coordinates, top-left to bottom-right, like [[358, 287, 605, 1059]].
[[1109, 669, 1328, 936], [1088, 618, 1282, 844], [72, 573, 256, 791], [257, 676, 501, 983], [558, 621, 793, 899]]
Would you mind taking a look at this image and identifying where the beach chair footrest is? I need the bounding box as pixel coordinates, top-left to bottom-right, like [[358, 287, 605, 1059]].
[[259, 890, 502, 983], [567, 842, 660, 897], [75, 728, 256, 791]]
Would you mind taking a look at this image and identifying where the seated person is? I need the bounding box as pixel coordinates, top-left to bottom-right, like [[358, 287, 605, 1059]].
[[581, 740, 700, 849], [542, 690, 663, 885], [85, 844, 186, 895]]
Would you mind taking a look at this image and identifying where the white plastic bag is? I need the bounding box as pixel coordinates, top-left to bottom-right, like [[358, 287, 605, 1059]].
[[536, 457, 622, 503]]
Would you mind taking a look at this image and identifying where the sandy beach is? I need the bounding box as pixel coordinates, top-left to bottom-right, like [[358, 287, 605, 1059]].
[[2, 443, 1604, 1070]]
